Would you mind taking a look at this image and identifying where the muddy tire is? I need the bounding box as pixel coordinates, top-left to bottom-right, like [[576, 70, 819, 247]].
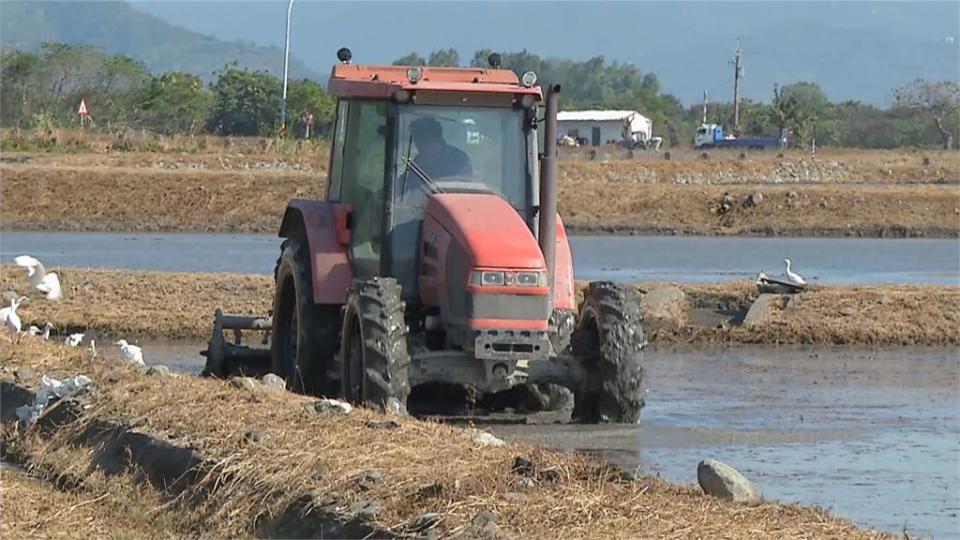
[[572, 282, 645, 423], [271, 238, 341, 395], [340, 277, 411, 413]]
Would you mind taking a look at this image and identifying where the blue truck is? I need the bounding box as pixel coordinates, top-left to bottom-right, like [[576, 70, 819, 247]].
[[693, 123, 786, 150]]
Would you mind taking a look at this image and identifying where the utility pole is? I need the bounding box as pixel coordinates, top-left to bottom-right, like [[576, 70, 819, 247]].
[[280, 0, 295, 137], [732, 38, 743, 134], [701, 89, 708, 125]]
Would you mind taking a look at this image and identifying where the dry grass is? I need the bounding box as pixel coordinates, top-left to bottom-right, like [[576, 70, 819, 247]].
[[2, 147, 958, 236], [2, 266, 957, 346], [0, 340, 885, 539], [0, 467, 186, 539]]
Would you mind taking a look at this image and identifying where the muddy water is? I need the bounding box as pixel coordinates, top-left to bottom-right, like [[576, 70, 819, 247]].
[[130, 341, 959, 537], [494, 347, 960, 539], [1, 231, 958, 285]]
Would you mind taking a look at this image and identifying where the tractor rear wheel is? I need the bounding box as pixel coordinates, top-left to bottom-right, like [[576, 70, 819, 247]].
[[572, 281, 645, 423], [271, 238, 340, 395], [340, 277, 411, 414]]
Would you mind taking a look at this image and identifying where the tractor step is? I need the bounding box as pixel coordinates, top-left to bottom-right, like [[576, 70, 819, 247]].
[[201, 308, 272, 378]]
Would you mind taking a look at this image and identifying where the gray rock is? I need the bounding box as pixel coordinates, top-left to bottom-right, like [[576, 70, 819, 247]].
[[697, 459, 759, 502], [146, 365, 171, 377], [356, 469, 383, 491], [308, 398, 353, 415], [406, 512, 441, 533], [14, 367, 35, 382], [743, 294, 780, 326], [470, 510, 508, 540], [642, 286, 686, 322], [244, 430, 265, 443], [229, 376, 258, 392], [745, 192, 764, 207], [839, 306, 856, 316], [384, 396, 406, 415], [364, 419, 400, 430], [472, 431, 505, 447], [261, 373, 286, 391], [350, 499, 378, 520]]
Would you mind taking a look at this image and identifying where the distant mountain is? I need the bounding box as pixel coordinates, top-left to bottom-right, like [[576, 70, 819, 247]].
[[0, 0, 319, 80], [128, 0, 960, 106]]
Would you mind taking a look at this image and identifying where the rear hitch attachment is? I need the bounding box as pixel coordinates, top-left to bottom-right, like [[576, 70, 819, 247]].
[[201, 308, 273, 378]]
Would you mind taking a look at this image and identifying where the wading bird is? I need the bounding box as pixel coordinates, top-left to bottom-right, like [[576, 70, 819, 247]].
[[1, 297, 27, 343], [14, 255, 63, 301], [784, 258, 806, 286], [27, 322, 55, 339], [115, 340, 144, 366], [65, 333, 85, 347]]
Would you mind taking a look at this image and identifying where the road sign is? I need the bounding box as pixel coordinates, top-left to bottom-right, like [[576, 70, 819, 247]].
[[77, 99, 89, 117]]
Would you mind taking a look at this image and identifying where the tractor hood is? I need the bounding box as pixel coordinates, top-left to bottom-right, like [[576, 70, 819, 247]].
[[424, 193, 544, 270]]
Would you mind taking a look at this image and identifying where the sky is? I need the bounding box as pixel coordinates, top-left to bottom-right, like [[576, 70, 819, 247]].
[[128, 1, 960, 105]]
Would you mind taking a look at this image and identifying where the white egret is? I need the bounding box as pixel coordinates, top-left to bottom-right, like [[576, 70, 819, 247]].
[[1, 297, 27, 343], [14, 255, 63, 301], [88, 339, 97, 360], [28, 325, 41, 336], [65, 333, 85, 347], [784, 258, 807, 286], [41, 322, 55, 340], [115, 340, 144, 366]]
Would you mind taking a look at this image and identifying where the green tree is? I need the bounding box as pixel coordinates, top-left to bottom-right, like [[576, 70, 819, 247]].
[[208, 66, 281, 136], [0, 49, 41, 127], [286, 79, 335, 138], [427, 48, 460, 67], [139, 71, 212, 134], [895, 79, 960, 149], [392, 52, 426, 66]]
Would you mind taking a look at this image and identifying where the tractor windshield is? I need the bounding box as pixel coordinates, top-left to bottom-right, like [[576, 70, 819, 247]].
[[393, 105, 530, 212], [390, 104, 534, 301]]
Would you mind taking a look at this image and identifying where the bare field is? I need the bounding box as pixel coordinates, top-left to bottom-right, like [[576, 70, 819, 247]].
[[2, 158, 958, 236], [2, 266, 956, 346], [0, 340, 882, 539]]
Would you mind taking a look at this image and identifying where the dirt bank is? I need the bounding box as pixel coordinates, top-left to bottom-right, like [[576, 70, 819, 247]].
[[3, 161, 958, 237], [0, 340, 880, 539], [2, 266, 956, 346]]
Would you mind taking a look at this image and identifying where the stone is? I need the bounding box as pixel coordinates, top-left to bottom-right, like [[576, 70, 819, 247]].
[[146, 365, 171, 377], [416, 482, 443, 499], [260, 373, 286, 391], [721, 192, 736, 206], [745, 192, 764, 207], [384, 396, 406, 415], [14, 367, 35, 382], [356, 469, 383, 491], [642, 286, 686, 322], [839, 306, 856, 316], [472, 431, 506, 447], [787, 190, 799, 199], [308, 399, 353, 415], [229, 376, 258, 392], [244, 430, 265, 443], [363, 419, 400, 430], [469, 510, 509, 540], [406, 512, 441, 533], [350, 500, 378, 520], [743, 294, 779, 326], [697, 459, 759, 502]]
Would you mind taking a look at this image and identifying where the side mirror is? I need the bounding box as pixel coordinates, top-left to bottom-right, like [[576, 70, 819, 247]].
[[334, 204, 352, 246]]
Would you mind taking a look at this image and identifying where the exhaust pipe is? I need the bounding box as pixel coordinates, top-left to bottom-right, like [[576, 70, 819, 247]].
[[538, 84, 561, 292]]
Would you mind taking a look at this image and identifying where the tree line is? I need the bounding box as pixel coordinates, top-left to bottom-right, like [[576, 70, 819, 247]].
[[0, 42, 334, 138], [2, 42, 957, 149]]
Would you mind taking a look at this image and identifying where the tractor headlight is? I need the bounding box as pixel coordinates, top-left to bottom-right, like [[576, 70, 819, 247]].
[[471, 271, 505, 287], [515, 271, 540, 286], [471, 270, 547, 287], [521, 71, 538, 87]]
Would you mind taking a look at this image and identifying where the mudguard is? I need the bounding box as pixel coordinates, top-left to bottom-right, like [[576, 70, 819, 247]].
[[553, 215, 576, 311], [278, 199, 353, 304]]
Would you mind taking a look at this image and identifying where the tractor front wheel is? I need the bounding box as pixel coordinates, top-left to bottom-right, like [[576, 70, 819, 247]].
[[572, 281, 646, 423], [340, 277, 411, 414], [271, 238, 340, 395]]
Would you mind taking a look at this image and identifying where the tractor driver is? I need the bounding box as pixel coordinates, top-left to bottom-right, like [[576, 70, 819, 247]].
[[410, 116, 473, 180]]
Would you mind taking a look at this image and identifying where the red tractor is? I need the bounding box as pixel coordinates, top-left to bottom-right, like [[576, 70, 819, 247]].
[[204, 50, 645, 423]]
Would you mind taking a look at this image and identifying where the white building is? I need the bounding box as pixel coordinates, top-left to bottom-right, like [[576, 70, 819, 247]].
[[557, 110, 653, 147]]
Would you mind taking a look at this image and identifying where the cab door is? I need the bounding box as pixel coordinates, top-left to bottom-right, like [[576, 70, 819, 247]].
[[328, 100, 389, 278]]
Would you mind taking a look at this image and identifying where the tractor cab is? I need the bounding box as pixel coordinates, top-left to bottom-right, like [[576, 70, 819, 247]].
[[323, 54, 543, 304]]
